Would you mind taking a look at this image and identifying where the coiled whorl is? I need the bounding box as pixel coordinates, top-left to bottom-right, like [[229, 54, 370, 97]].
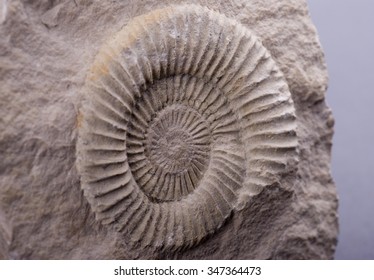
[[77, 4, 298, 251]]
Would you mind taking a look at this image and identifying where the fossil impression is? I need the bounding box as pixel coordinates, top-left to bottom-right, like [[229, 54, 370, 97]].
[[77, 4, 298, 251]]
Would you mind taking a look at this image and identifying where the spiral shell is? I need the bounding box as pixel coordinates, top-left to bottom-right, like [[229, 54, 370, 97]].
[[77, 4, 298, 251]]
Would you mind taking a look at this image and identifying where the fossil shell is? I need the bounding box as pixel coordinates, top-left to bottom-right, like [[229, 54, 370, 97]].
[[77, 4, 298, 251]]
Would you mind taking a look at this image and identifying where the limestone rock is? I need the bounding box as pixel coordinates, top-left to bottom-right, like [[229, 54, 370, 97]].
[[0, 208, 11, 259], [0, 0, 338, 259]]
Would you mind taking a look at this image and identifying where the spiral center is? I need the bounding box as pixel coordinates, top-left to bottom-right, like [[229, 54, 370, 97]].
[[148, 125, 194, 174], [145, 105, 210, 175], [127, 101, 212, 201]]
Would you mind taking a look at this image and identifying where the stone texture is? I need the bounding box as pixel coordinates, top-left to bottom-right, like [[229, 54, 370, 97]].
[[0, 208, 11, 259], [0, 0, 338, 259]]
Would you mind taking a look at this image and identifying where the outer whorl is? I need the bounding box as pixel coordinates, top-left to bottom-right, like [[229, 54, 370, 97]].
[[77, 4, 298, 251]]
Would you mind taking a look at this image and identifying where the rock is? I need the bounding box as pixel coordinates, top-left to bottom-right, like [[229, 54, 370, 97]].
[[41, 3, 63, 28], [0, 0, 338, 259], [0, 208, 11, 260]]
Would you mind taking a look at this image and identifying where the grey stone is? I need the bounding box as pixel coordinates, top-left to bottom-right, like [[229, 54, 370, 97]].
[[0, 0, 338, 259]]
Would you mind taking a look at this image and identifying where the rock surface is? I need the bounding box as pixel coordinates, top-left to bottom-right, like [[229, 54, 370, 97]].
[[0, 0, 338, 259]]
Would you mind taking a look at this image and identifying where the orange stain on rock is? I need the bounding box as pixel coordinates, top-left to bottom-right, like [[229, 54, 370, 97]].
[[76, 109, 84, 128]]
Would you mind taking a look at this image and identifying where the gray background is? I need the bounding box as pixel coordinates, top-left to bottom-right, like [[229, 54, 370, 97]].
[[307, 0, 374, 259]]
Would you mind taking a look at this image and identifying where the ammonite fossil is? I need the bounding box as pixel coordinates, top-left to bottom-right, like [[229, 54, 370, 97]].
[[76, 4, 298, 251]]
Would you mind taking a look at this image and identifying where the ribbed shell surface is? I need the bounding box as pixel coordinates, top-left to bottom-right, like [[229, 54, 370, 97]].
[[77, 4, 298, 251]]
